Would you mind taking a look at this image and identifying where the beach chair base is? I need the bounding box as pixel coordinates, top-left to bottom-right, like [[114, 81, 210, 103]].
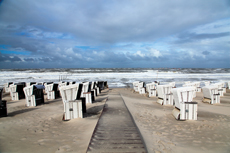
[[149, 89, 156, 97], [157, 94, 173, 105], [64, 101, 83, 120], [139, 88, 145, 94], [26, 95, 36, 106], [202, 95, 220, 104], [197, 87, 201, 92], [11, 92, 19, 101], [83, 92, 92, 104], [172, 102, 197, 120]]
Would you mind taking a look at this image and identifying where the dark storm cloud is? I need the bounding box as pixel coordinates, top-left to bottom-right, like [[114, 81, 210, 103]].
[[175, 32, 230, 44], [0, 0, 229, 68], [202, 51, 210, 56], [0, 53, 22, 62]]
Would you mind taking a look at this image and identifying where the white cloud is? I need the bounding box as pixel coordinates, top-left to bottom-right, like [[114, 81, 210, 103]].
[[149, 48, 162, 58], [135, 51, 145, 57]]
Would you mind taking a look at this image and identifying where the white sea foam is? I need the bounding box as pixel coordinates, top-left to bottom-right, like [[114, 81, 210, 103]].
[[0, 68, 230, 88]]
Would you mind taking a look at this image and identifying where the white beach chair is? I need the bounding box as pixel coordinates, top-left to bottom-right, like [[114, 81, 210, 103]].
[[146, 82, 157, 97], [156, 84, 174, 105], [212, 82, 226, 96], [4, 82, 13, 93], [172, 87, 197, 120], [202, 85, 220, 104], [59, 84, 82, 120], [227, 81, 230, 89], [23, 85, 45, 107], [45, 83, 60, 99], [90, 82, 96, 97], [137, 82, 145, 94], [9, 84, 19, 100], [133, 81, 140, 92], [204, 81, 210, 86], [81, 82, 92, 104]]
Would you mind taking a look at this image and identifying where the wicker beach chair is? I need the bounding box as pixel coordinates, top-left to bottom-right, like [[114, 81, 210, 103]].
[[146, 82, 157, 97], [132, 81, 140, 92], [172, 87, 197, 120], [156, 84, 174, 105], [59, 84, 83, 120], [81, 82, 93, 104], [212, 82, 226, 96], [23, 85, 45, 107], [45, 83, 59, 99], [4, 82, 13, 93], [202, 85, 220, 104]]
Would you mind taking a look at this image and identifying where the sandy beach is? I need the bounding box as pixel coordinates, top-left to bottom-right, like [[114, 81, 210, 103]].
[[1, 87, 230, 153]]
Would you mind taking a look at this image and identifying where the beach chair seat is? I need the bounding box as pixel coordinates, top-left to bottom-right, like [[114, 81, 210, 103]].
[[172, 87, 197, 120], [23, 85, 45, 107], [202, 85, 220, 104], [0, 88, 7, 117], [156, 84, 174, 105]]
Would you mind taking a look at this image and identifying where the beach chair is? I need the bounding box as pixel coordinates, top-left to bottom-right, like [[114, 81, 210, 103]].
[[212, 82, 226, 96], [23, 85, 45, 107], [104, 81, 108, 89], [156, 84, 174, 105], [0, 88, 7, 117], [137, 82, 145, 94], [227, 81, 230, 89], [81, 82, 93, 104], [204, 81, 210, 86], [4, 82, 13, 93], [202, 85, 220, 104], [172, 87, 197, 120], [133, 81, 140, 92], [46, 83, 59, 100], [9, 83, 25, 100], [59, 84, 83, 120], [146, 82, 157, 97], [91, 81, 98, 97], [97, 81, 104, 90]]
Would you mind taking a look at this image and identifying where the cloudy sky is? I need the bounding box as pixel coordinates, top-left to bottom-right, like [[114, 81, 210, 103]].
[[0, 0, 230, 69]]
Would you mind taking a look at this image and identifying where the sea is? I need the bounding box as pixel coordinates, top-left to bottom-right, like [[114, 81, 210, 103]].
[[0, 68, 230, 88]]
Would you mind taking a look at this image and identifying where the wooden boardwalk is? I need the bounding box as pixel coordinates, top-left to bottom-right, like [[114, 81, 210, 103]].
[[87, 89, 146, 153]]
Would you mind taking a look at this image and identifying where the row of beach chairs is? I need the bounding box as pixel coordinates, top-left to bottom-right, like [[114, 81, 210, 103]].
[[1, 81, 108, 120], [133, 81, 229, 121]]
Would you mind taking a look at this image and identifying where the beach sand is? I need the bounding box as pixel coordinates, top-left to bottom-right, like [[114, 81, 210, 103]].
[[0, 88, 230, 153]]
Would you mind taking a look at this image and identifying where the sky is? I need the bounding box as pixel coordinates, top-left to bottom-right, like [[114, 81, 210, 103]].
[[0, 0, 230, 69]]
